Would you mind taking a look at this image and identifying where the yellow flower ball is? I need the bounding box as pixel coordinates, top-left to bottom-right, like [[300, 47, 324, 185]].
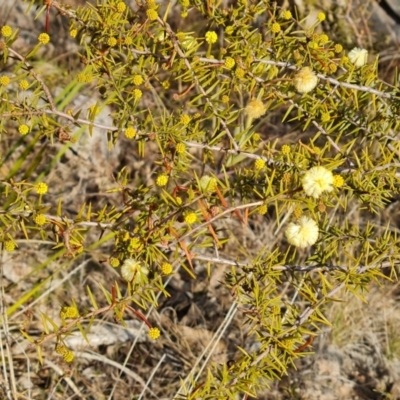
[[4, 240, 16, 252], [329, 63, 337, 73], [257, 204, 267, 215], [110, 257, 120, 267], [19, 80, 29, 90], [281, 144, 291, 155], [317, 12, 326, 22], [176, 143, 186, 154], [77, 73, 86, 83], [117, 1, 126, 12], [38, 33, 50, 44], [56, 344, 74, 362], [107, 37, 117, 47], [285, 216, 319, 248], [18, 124, 29, 135], [0, 75, 10, 86], [293, 67, 318, 94], [321, 112, 330, 123], [35, 182, 48, 195], [225, 26, 234, 35], [70, 28, 78, 38], [125, 37, 133, 45], [255, 159, 266, 170], [319, 34, 329, 45], [224, 57, 235, 69], [125, 126, 137, 139], [302, 166, 334, 198], [146, 8, 158, 21], [156, 174, 168, 187], [235, 67, 245, 79], [55, 344, 68, 355], [205, 31, 218, 44], [282, 10, 292, 20], [161, 262, 173, 275], [60, 306, 79, 319], [148, 327, 161, 340], [271, 22, 281, 33], [333, 175, 344, 188], [334, 44, 343, 53], [185, 212, 197, 224], [133, 74, 144, 85], [245, 99, 267, 119], [34, 214, 47, 226], [63, 350, 75, 363], [180, 114, 191, 125], [1, 25, 13, 38]]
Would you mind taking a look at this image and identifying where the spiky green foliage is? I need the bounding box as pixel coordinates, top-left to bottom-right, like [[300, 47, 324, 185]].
[[1, 0, 400, 398]]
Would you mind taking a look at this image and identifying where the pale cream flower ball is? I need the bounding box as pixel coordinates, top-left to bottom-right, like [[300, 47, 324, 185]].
[[293, 67, 318, 94], [285, 216, 319, 248], [121, 258, 149, 282], [348, 47, 368, 67], [302, 166, 334, 198], [245, 99, 267, 119]]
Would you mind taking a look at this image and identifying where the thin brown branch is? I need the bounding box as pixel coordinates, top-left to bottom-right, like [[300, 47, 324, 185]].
[[171, 201, 265, 246], [7, 47, 56, 110]]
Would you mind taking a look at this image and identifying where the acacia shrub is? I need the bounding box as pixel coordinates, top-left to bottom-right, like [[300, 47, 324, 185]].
[[1, 0, 400, 398]]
